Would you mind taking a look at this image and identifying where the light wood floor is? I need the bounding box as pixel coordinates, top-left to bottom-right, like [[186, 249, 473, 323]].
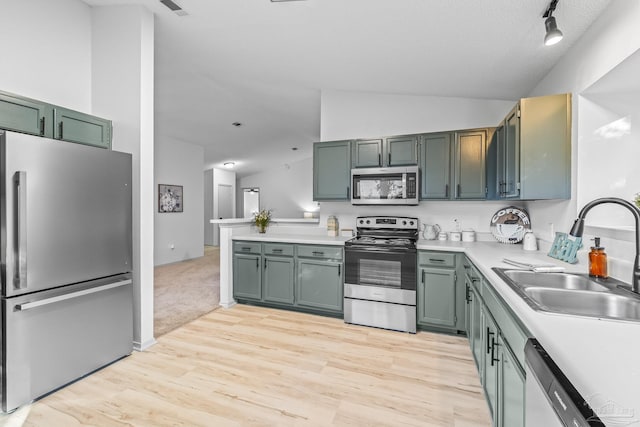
[[10, 305, 491, 426]]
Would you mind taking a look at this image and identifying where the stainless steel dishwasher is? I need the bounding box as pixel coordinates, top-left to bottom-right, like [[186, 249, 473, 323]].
[[525, 339, 604, 426]]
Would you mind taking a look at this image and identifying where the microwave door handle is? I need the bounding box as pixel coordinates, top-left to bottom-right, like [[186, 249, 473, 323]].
[[402, 173, 407, 199]]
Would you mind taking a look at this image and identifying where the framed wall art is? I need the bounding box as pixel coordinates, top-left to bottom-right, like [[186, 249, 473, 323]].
[[158, 184, 183, 213]]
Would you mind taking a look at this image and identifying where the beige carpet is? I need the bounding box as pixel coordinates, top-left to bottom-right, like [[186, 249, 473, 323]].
[[154, 246, 220, 336]]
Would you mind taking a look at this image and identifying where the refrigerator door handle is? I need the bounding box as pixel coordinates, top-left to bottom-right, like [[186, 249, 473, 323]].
[[15, 279, 132, 311], [14, 171, 28, 289]]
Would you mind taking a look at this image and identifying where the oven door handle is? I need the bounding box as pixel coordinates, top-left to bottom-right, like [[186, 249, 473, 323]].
[[345, 245, 416, 253]]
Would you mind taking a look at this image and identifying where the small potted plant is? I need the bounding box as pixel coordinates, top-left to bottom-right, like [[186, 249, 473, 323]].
[[634, 192, 640, 209], [253, 209, 272, 233]]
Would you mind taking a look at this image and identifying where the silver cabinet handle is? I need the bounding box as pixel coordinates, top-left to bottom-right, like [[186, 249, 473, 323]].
[[14, 171, 27, 289], [16, 279, 132, 311]]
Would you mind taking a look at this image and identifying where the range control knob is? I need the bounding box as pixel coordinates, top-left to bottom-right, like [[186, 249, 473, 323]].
[[409, 221, 415, 226], [366, 220, 371, 224], [402, 220, 407, 225], [359, 219, 364, 224]]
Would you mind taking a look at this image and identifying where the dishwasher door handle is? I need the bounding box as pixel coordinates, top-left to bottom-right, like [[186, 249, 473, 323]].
[[16, 279, 132, 311]]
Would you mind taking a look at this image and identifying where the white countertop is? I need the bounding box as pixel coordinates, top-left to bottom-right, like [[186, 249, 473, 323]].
[[419, 240, 640, 421], [211, 218, 320, 225], [232, 233, 351, 246]]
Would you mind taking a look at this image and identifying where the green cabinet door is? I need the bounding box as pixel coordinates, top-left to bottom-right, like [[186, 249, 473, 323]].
[[386, 135, 418, 166], [263, 256, 295, 305], [417, 267, 456, 327], [502, 105, 520, 198], [419, 133, 451, 199], [499, 335, 525, 427], [470, 285, 483, 373], [455, 129, 487, 199], [0, 91, 49, 137], [233, 253, 262, 301], [313, 140, 352, 200], [482, 308, 499, 423], [352, 139, 382, 168], [54, 107, 112, 149], [296, 259, 343, 313]]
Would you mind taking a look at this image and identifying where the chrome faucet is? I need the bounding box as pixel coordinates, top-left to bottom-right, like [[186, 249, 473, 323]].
[[569, 197, 640, 294]]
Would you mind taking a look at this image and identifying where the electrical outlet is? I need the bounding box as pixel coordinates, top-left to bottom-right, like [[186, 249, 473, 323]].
[[548, 223, 555, 240], [169, 243, 175, 250]]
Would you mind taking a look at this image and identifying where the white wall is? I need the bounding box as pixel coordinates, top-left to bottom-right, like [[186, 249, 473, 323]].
[[212, 168, 236, 245], [91, 5, 156, 350], [317, 90, 517, 235], [1, 1, 156, 350], [321, 90, 514, 141], [155, 139, 204, 265], [204, 169, 214, 245], [523, 0, 640, 283], [0, 0, 92, 110], [238, 157, 315, 219]]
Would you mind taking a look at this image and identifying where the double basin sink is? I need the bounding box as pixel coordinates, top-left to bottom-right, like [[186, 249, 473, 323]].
[[492, 268, 640, 322]]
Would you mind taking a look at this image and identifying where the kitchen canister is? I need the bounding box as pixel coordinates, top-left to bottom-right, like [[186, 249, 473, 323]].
[[438, 232, 448, 241], [462, 229, 476, 242], [327, 215, 339, 237], [523, 230, 538, 251], [450, 231, 462, 242]]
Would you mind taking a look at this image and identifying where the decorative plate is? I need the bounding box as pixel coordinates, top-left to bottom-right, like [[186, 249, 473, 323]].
[[490, 206, 531, 244]]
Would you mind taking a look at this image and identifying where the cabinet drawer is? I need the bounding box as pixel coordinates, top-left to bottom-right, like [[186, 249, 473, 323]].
[[263, 243, 294, 257], [482, 281, 529, 369], [418, 251, 456, 268], [297, 245, 343, 260], [233, 241, 261, 254]]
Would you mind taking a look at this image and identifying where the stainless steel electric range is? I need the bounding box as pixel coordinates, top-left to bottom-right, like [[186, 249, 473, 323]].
[[343, 216, 418, 333]]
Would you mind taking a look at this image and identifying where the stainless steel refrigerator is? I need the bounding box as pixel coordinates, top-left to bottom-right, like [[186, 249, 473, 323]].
[[1, 129, 133, 412]]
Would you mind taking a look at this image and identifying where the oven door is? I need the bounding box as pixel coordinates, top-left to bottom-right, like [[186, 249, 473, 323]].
[[344, 245, 417, 291]]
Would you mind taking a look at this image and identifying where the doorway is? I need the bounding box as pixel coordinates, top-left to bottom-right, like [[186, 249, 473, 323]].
[[243, 188, 260, 218]]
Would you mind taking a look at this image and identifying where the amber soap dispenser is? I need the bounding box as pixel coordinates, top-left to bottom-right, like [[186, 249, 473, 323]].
[[588, 237, 608, 279]]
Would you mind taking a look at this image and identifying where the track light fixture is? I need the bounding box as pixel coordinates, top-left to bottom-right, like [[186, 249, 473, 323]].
[[543, 0, 563, 46]]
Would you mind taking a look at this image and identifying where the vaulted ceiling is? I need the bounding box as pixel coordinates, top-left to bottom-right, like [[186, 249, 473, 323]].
[[83, 0, 611, 177]]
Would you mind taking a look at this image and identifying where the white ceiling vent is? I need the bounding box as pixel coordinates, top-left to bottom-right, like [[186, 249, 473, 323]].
[[160, 0, 188, 16]]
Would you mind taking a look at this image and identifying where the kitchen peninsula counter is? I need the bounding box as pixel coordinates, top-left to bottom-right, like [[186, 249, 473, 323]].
[[217, 228, 640, 422]]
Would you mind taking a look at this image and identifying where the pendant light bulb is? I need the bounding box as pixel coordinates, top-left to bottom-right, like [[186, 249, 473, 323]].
[[544, 16, 563, 46]]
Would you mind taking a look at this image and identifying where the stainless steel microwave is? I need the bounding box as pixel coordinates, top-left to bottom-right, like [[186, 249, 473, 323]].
[[351, 166, 419, 205]]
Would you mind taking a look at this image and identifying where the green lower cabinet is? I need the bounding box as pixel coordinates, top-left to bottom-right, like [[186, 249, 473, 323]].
[[470, 285, 484, 373], [263, 256, 295, 305], [54, 107, 112, 149], [296, 259, 343, 313], [417, 267, 456, 327], [482, 307, 500, 423], [233, 253, 262, 301], [498, 335, 525, 427]]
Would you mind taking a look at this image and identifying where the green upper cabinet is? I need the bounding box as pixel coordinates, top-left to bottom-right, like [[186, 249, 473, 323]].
[[419, 133, 452, 199], [352, 138, 383, 168], [0, 91, 50, 137], [352, 135, 418, 168], [0, 90, 113, 148], [419, 129, 489, 200], [54, 107, 112, 149], [313, 140, 352, 201], [493, 93, 571, 200], [454, 129, 488, 199], [385, 135, 419, 166]]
